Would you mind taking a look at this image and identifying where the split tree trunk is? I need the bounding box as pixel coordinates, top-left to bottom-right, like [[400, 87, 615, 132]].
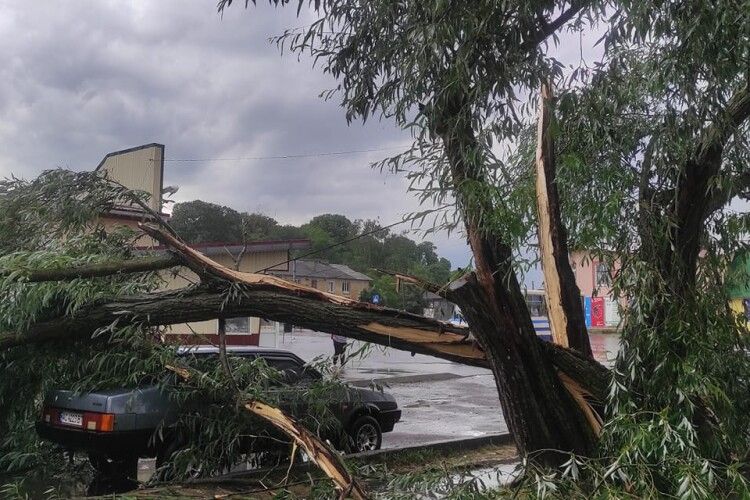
[[535, 82, 592, 356], [429, 86, 598, 462]]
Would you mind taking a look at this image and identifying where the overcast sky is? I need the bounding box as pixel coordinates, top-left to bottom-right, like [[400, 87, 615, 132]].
[[0, 1, 599, 272]]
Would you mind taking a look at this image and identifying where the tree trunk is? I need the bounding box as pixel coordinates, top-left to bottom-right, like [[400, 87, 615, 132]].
[[535, 82, 592, 356], [0, 285, 485, 365], [430, 89, 598, 462], [0, 279, 609, 401]]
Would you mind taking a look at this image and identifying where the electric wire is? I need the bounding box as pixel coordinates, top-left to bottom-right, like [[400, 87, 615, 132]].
[[257, 205, 452, 274], [163, 145, 407, 163]]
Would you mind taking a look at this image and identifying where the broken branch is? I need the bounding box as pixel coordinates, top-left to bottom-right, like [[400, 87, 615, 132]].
[[0, 254, 180, 282], [165, 365, 368, 499], [535, 81, 592, 356]]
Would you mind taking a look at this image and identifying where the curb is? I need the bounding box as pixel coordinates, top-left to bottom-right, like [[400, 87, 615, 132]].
[[348, 432, 514, 462], [183, 433, 515, 486]]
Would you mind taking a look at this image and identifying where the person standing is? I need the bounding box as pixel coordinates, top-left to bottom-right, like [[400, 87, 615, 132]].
[[331, 334, 348, 366]]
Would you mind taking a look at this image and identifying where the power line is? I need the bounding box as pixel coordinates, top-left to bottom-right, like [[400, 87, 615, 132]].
[[257, 206, 450, 274], [163, 145, 407, 163]]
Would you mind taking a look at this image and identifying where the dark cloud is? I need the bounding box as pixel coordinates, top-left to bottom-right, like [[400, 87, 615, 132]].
[[0, 2, 603, 269], [0, 1, 473, 265]]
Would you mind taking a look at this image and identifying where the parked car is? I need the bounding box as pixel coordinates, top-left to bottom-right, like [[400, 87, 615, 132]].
[[35, 346, 401, 481]]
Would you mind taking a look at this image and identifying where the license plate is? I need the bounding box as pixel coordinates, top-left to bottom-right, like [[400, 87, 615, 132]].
[[59, 411, 83, 427]]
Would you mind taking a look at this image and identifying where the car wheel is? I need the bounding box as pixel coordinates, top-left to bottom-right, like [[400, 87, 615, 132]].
[[88, 452, 138, 479], [348, 415, 382, 453], [86, 453, 138, 495]]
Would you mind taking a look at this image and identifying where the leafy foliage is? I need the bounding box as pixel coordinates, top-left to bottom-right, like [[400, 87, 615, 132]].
[[0, 171, 168, 485], [220, 0, 750, 497], [0, 172, 351, 495]]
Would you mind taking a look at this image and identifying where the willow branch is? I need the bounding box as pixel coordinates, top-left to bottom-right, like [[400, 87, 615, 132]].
[[165, 365, 368, 499], [0, 254, 181, 282]]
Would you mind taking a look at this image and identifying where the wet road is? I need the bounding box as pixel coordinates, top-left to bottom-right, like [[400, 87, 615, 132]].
[[135, 330, 618, 480], [267, 329, 619, 449]]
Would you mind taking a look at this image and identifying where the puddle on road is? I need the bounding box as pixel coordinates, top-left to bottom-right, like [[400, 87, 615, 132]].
[[356, 368, 412, 375]]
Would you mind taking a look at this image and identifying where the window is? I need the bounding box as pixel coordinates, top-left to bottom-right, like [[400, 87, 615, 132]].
[[265, 357, 319, 383], [328, 281, 335, 293], [595, 262, 611, 287], [311, 279, 318, 289], [225, 317, 249, 333], [341, 280, 350, 293], [178, 350, 255, 371], [525, 294, 548, 317]]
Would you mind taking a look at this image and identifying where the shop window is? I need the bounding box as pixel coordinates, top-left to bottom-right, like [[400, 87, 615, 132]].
[[596, 262, 611, 287], [225, 317, 249, 333]]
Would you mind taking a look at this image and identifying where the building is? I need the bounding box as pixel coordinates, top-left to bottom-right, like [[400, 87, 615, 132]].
[[271, 259, 372, 300], [90, 143, 311, 346], [570, 250, 621, 331], [96, 143, 167, 246], [162, 239, 309, 346], [423, 291, 455, 321]]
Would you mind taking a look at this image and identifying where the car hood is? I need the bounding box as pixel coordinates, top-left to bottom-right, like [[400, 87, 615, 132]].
[[346, 386, 398, 406]]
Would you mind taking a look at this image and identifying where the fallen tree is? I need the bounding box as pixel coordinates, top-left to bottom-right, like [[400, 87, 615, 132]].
[[0, 223, 610, 400], [3, 0, 750, 496], [218, 1, 750, 495]]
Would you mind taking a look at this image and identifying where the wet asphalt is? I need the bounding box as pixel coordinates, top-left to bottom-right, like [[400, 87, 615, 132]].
[[133, 330, 618, 481], [269, 329, 618, 448]]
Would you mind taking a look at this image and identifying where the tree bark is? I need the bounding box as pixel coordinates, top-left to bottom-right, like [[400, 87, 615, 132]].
[[535, 81, 592, 356], [430, 88, 598, 462], [0, 278, 609, 401], [661, 85, 750, 293], [0, 254, 180, 282]]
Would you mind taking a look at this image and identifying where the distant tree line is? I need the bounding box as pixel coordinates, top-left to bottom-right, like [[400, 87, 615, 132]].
[[170, 200, 453, 313]]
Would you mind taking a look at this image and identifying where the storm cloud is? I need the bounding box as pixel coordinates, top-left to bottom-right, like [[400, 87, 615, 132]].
[[0, 2, 600, 270], [0, 1, 468, 258]]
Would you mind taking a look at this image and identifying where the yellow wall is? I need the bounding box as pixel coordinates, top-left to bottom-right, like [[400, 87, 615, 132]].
[[98, 216, 159, 247], [164, 249, 289, 336], [294, 276, 370, 300], [97, 144, 163, 212]]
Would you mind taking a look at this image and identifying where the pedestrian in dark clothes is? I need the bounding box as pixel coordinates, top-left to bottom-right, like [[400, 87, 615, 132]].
[[331, 334, 348, 366]]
